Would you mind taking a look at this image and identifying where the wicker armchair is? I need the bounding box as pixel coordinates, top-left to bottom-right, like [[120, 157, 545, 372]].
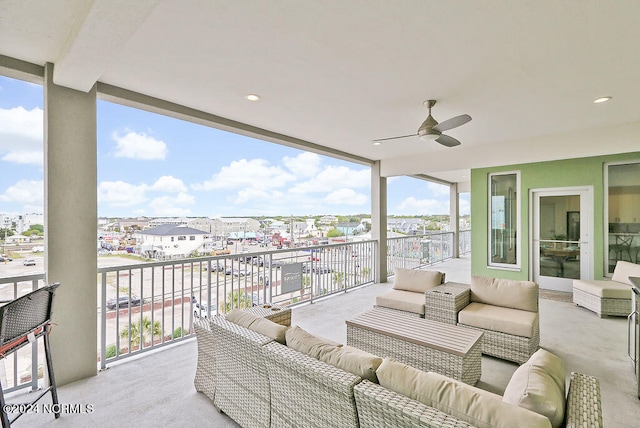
[[455, 276, 540, 364]]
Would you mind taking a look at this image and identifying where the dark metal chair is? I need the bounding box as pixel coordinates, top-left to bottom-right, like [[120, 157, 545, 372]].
[[0, 282, 60, 427]]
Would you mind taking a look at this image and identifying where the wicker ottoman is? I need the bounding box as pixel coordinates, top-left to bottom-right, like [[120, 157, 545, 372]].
[[346, 308, 483, 385]]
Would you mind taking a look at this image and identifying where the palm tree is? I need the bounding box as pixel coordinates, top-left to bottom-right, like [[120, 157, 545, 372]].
[[120, 316, 162, 349], [221, 290, 253, 313]]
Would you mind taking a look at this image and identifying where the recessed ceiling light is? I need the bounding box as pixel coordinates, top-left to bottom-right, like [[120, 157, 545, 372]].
[[373, 142, 382, 146], [245, 94, 261, 101], [593, 96, 612, 104]]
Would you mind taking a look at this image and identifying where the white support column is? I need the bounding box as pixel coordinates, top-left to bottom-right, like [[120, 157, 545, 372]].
[[450, 183, 460, 258], [44, 63, 98, 385], [371, 162, 388, 283]]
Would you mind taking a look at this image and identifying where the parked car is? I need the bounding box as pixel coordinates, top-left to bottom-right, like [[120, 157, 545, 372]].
[[232, 269, 247, 277], [313, 265, 333, 274], [249, 292, 264, 306], [1, 254, 12, 261], [23, 259, 36, 266], [193, 302, 216, 319], [106, 295, 141, 310], [204, 262, 223, 272]]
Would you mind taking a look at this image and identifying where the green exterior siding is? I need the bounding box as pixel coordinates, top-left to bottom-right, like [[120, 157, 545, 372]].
[[471, 152, 640, 281]]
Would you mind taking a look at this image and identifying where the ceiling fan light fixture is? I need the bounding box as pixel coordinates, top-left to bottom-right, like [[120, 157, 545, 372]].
[[418, 128, 439, 141]]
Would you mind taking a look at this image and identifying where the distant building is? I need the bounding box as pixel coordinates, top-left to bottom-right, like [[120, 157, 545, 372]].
[[387, 218, 427, 235], [148, 217, 189, 228], [213, 218, 261, 236], [188, 217, 217, 234], [134, 224, 209, 259], [318, 215, 338, 225], [6, 234, 31, 244]]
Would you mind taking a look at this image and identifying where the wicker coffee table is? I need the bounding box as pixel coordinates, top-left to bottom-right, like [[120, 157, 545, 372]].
[[346, 308, 482, 385], [243, 304, 292, 327]]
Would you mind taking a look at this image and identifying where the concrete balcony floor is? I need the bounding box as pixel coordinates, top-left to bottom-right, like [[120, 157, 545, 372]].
[[11, 255, 640, 427]]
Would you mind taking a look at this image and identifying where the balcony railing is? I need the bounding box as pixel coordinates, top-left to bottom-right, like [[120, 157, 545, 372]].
[[98, 239, 377, 368], [0, 230, 469, 379]]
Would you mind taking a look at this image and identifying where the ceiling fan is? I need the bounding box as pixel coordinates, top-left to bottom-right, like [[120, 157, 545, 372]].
[[373, 100, 472, 147]]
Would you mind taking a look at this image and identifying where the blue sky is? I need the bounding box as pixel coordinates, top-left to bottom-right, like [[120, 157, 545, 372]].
[[0, 76, 469, 218]]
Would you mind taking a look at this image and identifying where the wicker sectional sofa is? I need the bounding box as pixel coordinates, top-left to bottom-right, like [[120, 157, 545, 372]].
[[194, 309, 602, 428]]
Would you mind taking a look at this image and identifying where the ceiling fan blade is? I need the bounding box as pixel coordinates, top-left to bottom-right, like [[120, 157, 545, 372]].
[[372, 133, 417, 142], [432, 114, 472, 133], [435, 134, 461, 147]]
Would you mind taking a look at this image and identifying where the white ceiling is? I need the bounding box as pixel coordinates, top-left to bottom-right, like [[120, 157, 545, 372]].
[[1, 0, 639, 185]]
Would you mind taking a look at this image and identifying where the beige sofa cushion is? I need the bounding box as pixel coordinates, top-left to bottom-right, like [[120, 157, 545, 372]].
[[458, 302, 539, 338], [376, 358, 551, 428], [471, 276, 538, 312], [285, 325, 342, 359], [375, 289, 426, 315], [320, 345, 382, 383], [503, 349, 566, 428], [392, 268, 444, 293], [611, 260, 640, 286], [226, 309, 288, 344], [573, 279, 632, 299]]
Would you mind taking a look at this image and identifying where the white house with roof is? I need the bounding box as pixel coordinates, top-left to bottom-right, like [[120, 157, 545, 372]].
[[134, 224, 209, 259]]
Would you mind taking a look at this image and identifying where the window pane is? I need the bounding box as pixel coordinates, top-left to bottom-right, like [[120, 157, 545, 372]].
[[607, 162, 640, 273], [490, 173, 518, 266]]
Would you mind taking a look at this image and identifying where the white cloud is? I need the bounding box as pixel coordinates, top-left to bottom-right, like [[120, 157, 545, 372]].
[[191, 159, 296, 191], [427, 181, 450, 196], [0, 180, 43, 204], [98, 181, 148, 207], [324, 188, 368, 206], [234, 188, 278, 204], [0, 107, 43, 165], [290, 165, 369, 194], [150, 176, 187, 193], [283, 152, 321, 177], [112, 130, 168, 160], [149, 192, 195, 216], [395, 196, 448, 214]]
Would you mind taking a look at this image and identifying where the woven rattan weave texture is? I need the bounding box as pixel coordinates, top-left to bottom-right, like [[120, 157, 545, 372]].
[[211, 317, 273, 428], [354, 380, 475, 428], [424, 282, 471, 325], [263, 341, 361, 428], [573, 288, 632, 317]]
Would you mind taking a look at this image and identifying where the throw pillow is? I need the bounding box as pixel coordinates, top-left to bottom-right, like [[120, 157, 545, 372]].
[[285, 325, 342, 359], [225, 308, 288, 344], [225, 308, 260, 328], [392, 268, 444, 293], [319, 345, 382, 383], [470, 276, 538, 312], [503, 349, 566, 428]]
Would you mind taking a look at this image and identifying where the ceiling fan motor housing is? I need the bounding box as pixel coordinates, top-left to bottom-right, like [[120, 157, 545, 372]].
[[418, 115, 440, 140]]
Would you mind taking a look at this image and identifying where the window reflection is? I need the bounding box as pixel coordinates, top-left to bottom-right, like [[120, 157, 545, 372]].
[[607, 162, 640, 273], [489, 173, 518, 266]]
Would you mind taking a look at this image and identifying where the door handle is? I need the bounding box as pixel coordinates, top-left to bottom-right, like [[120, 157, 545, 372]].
[[628, 311, 638, 363]]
